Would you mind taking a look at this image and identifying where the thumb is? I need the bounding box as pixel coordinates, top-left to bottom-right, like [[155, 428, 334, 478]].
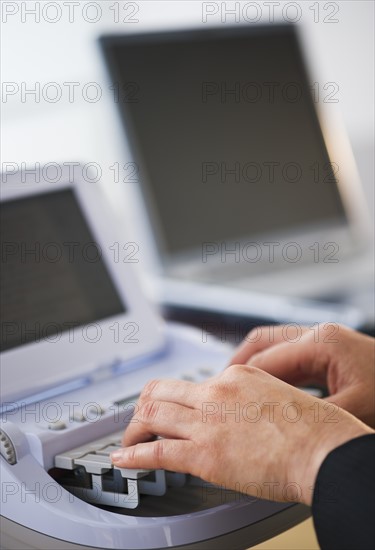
[[325, 388, 375, 428]]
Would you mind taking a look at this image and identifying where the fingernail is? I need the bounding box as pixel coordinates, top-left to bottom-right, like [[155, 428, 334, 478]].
[[110, 450, 123, 462]]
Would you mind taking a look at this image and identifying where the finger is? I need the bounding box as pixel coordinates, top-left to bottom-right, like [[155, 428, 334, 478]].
[[111, 438, 197, 474], [138, 378, 199, 409], [122, 400, 200, 446], [245, 337, 328, 386], [229, 324, 310, 366]]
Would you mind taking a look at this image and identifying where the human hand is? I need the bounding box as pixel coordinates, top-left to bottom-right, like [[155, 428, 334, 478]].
[[111, 365, 372, 505], [230, 324, 375, 428]]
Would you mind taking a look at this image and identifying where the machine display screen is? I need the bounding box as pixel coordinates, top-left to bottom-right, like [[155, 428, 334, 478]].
[[103, 25, 347, 256], [1, 189, 125, 352]]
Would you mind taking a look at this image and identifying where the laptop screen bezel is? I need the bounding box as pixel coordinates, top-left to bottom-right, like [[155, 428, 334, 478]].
[[0, 167, 166, 402], [99, 24, 370, 276]]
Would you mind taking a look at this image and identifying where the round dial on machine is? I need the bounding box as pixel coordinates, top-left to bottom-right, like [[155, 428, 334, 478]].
[[0, 428, 17, 465]]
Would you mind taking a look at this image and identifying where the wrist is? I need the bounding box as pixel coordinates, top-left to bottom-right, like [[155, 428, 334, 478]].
[[293, 410, 373, 506]]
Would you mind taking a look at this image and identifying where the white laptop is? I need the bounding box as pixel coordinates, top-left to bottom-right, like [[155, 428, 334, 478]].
[[100, 24, 373, 326], [0, 167, 310, 549]]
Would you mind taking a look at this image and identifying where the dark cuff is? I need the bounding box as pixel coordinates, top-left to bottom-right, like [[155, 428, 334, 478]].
[[312, 434, 375, 550]]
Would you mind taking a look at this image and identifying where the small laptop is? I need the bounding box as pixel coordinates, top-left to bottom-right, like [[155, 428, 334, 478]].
[[0, 167, 309, 549], [100, 24, 373, 325]]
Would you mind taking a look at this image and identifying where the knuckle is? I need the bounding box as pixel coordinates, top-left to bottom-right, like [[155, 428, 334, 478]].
[[206, 380, 236, 401], [303, 326, 320, 343], [206, 381, 225, 400], [247, 352, 262, 367], [140, 400, 160, 424], [126, 444, 138, 464], [228, 363, 253, 376], [141, 379, 160, 400], [246, 326, 262, 342], [152, 439, 165, 468], [331, 322, 344, 338], [317, 322, 328, 334], [232, 363, 249, 374]]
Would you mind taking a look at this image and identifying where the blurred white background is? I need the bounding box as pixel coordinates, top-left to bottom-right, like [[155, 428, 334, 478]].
[[1, 0, 374, 221]]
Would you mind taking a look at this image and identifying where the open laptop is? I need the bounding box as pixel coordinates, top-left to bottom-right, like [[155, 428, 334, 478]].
[[100, 24, 373, 326], [0, 167, 310, 549]]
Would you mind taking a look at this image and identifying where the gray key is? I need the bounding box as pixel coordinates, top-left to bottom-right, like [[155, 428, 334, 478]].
[[139, 469, 167, 496], [166, 471, 187, 487], [114, 467, 153, 479], [75, 453, 112, 474], [55, 449, 89, 470], [95, 445, 122, 456], [54, 430, 125, 471], [67, 475, 140, 509], [95, 446, 153, 479], [55, 439, 110, 470], [84, 431, 124, 450]]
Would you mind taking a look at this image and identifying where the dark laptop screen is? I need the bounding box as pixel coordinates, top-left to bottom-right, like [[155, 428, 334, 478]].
[[101, 25, 346, 257], [1, 189, 125, 352]]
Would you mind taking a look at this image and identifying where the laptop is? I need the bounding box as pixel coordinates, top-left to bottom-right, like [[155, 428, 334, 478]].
[[0, 166, 309, 549], [99, 24, 373, 326]]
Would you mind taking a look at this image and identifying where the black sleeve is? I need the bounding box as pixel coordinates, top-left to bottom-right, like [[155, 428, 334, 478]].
[[312, 434, 375, 550]]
